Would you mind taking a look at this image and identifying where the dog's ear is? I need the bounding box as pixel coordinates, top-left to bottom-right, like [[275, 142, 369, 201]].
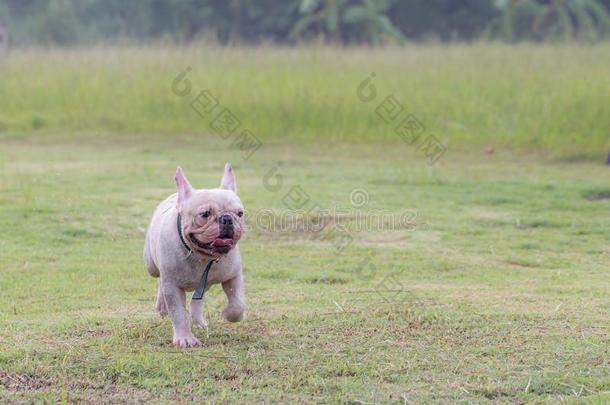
[[175, 166, 193, 208], [220, 162, 237, 193]]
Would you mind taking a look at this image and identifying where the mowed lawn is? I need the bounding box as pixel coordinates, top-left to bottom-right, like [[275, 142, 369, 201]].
[[0, 133, 608, 403]]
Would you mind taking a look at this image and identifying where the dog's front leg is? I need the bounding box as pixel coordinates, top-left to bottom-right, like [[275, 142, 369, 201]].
[[222, 272, 246, 322], [161, 282, 201, 347]]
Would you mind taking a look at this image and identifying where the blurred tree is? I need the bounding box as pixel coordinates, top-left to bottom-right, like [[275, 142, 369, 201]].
[[0, 23, 7, 53], [148, 0, 214, 42], [489, 0, 610, 41], [389, 0, 498, 41], [228, 0, 299, 43], [0, 0, 609, 45], [290, 0, 404, 44], [40, 0, 80, 45]]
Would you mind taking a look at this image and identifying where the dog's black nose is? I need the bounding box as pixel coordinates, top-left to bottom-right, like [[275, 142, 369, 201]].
[[219, 214, 233, 226], [219, 214, 234, 238]]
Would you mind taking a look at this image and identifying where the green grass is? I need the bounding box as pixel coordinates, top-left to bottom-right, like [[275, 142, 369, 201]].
[[0, 131, 609, 403], [1, 45, 609, 403], [1, 44, 610, 160]]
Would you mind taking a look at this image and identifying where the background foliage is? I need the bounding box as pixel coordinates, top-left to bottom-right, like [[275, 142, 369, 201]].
[[2, 0, 610, 45]]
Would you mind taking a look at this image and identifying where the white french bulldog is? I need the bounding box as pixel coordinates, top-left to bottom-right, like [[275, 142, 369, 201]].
[[144, 163, 246, 347]]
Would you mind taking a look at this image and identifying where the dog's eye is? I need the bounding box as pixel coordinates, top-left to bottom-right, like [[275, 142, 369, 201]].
[[200, 211, 210, 218], [237, 210, 243, 218]]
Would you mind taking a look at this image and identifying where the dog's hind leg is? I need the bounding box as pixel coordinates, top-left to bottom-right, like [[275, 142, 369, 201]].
[[190, 298, 208, 328], [144, 243, 160, 277], [155, 284, 168, 317]]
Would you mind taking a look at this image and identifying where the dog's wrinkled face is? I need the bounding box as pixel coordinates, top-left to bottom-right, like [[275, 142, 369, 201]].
[[175, 163, 244, 257]]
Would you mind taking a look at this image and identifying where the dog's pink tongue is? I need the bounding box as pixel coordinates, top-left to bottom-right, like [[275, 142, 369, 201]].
[[212, 238, 233, 247]]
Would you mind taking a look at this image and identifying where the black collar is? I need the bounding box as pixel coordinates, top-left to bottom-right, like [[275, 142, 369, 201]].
[[177, 212, 217, 301], [176, 213, 192, 253]]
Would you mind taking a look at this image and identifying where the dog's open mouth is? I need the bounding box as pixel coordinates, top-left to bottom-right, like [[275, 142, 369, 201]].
[[212, 238, 233, 248], [189, 234, 234, 254]]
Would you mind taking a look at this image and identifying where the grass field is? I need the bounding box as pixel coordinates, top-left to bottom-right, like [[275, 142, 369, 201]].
[[1, 44, 610, 160], [1, 134, 609, 403], [0, 45, 609, 403]]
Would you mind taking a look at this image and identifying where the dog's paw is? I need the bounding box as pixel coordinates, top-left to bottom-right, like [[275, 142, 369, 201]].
[[172, 335, 201, 348], [222, 304, 245, 322]]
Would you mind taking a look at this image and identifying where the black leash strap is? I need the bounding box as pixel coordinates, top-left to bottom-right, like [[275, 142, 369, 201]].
[[177, 213, 217, 300], [192, 259, 216, 300]]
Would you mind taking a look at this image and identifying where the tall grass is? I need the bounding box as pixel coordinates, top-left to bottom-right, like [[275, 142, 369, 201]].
[[1, 43, 609, 159]]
